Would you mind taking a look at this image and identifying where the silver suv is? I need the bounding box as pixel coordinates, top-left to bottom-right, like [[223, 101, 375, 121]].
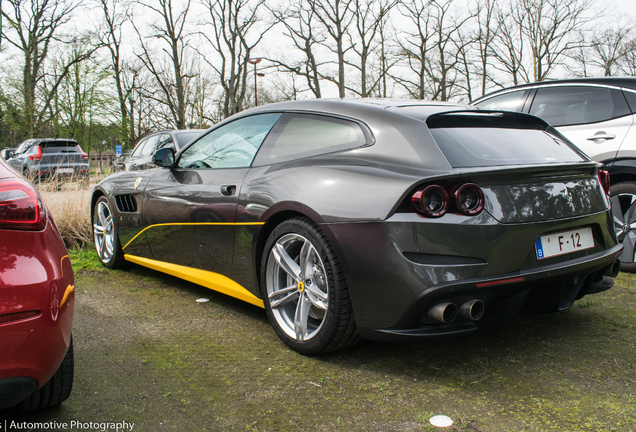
[[473, 77, 636, 271]]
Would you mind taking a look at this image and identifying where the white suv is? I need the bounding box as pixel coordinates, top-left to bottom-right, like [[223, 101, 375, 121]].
[[473, 77, 636, 271]]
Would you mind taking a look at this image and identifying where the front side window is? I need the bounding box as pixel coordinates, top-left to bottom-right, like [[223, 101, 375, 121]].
[[529, 86, 631, 126], [474, 90, 527, 112], [253, 113, 370, 165], [178, 113, 282, 169], [157, 134, 174, 150], [131, 138, 149, 157], [140, 135, 160, 156]]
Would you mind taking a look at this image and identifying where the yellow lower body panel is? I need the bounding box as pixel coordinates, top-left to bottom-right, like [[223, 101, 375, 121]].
[[124, 254, 265, 308]]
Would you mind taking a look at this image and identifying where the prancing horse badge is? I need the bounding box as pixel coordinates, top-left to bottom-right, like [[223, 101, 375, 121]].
[[134, 177, 142, 190]]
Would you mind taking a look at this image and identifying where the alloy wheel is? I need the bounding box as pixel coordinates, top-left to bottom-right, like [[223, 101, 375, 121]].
[[265, 233, 329, 341]]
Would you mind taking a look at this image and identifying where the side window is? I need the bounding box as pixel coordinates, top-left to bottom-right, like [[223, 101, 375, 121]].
[[157, 134, 174, 150], [622, 89, 636, 113], [140, 135, 160, 156], [474, 90, 526, 111], [253, 113, 370, 165], [131, 138, 148, 157], [529, 86, 631, 126], [178, 113, 282, 169]]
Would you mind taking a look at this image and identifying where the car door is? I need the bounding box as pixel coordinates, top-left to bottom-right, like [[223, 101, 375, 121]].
[[140, 113, 282, 277], [528, 85, 634, 163]]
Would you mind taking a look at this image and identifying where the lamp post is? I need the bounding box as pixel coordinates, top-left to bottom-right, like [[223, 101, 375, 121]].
[[248, 57, 263, 106]]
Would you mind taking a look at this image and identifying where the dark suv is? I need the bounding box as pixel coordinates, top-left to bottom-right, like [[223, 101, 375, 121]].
[[472, 77, 636, 271], [116, 129, 205, 171], [7, 138, 90, 184]]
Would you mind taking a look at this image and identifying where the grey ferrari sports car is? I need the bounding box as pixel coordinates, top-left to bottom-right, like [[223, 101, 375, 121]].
[[91, 99, 622, 355]]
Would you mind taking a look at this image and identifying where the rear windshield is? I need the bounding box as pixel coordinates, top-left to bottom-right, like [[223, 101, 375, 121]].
[[40, 141, 80, 153], [427, 113, 585, 168]]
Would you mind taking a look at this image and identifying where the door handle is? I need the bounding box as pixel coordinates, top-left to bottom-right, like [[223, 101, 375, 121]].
[[586, 132, 616, 141], [220, 185, 236, 196]]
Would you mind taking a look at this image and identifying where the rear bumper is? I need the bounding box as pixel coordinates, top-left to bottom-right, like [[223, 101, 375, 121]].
[[323, 209, 621, 339], [0, 224, 75, 409], [357, 246, 621, 341]]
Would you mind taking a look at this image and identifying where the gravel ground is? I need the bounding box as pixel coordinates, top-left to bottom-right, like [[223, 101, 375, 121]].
[[2, 254, 635, 431]]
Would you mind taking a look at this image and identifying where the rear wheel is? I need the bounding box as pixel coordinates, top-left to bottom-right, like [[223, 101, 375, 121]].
[[261, 218, 361, 355], [15, 337, 74, 412], [93, 196, 125, 269], [610, 181, 636, 272]]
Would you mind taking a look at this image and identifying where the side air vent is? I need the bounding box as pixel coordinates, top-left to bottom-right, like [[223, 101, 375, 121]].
[[115, 195, 138, 213]]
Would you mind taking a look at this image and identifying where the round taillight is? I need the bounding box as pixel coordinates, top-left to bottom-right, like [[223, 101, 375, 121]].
[[453, 183, 484, 215], [412, 185, 449, 217]]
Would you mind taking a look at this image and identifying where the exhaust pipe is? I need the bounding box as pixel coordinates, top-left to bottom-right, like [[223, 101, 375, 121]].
[[428, 302, 457, 324], [605, 260, 620, 278], [459, 299, 485, 321]]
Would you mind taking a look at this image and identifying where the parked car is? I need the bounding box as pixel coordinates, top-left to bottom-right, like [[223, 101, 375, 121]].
[[115, 129, 205, 171], [6, 138, 90, 185], [0, 148, 15, 160], [91, 99, 621, 355], [472, 77, 636, 271], [0, 158, 75, 410]]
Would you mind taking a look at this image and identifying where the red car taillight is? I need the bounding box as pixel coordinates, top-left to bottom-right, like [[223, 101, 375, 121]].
[[29, 145, 43, 161], [453, 183, 485, 216], [411, 185, 449, 217], [0, 178, 46, 230], [410, 182, 485, 218], [598, 169, 610, 196]]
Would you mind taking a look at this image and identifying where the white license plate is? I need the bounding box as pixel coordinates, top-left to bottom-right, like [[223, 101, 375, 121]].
[[535, 227, 594, 260], [57, 168, 73, 173]]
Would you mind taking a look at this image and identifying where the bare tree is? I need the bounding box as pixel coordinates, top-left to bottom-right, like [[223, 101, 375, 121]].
[[473, 0, 497, 96], [268, 0, 325, 98], [200, 0, 272, 119], [585, 26, 633, 76], [309, 0, 354, 99], [489, 3, 530, 86], [517, 0, 591, 81], [346, 0, 396, 97], [97, 0, 136, 146], [0, 0, 95, 137], [395, 0, 469, 101], [394, 0, 435, 99], [134, 0, 194, 129]]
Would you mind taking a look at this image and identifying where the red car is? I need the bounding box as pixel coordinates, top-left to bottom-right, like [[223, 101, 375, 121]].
[[0, 157, 74, 411]]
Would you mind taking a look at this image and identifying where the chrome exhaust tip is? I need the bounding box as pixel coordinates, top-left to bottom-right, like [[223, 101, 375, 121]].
[[428, 302, 457, 324], [459, 299, 485, 321]]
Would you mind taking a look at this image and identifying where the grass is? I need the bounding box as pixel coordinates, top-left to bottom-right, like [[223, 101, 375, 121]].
[[31, 175, 94, 248]]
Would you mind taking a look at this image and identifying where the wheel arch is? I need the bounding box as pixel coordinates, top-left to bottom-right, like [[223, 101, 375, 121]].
[[606, 159, 636, 185], [254, 204, 340, 296], [90, 189, 106, 229]]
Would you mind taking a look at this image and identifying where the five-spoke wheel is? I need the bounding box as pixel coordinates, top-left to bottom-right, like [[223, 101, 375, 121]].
[[93, 196, 124, 268], [261, 218, 360, 355]]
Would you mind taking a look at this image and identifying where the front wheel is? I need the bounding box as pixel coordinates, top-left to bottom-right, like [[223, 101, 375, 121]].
[[610, 181, 636, 272], [261, 218, 361, 355], [93, 196, 125, 269]]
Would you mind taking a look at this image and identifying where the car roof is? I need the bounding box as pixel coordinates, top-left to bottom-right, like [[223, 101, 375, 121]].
[[237, 98, 472, 124], [472, 77, 636, 104]]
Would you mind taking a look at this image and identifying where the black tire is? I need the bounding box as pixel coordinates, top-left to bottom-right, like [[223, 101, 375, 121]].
[[93, 196, 125, 269], [610, 181, 636, 273], [15, 337, 74, 412], [260, 217, 362, 355]]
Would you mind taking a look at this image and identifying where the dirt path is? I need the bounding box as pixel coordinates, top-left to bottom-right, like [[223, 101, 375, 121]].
[[2, 263, 635, 431]]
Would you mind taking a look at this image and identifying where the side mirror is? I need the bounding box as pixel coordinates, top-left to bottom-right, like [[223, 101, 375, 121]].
[[152, 148, 175, 168]]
